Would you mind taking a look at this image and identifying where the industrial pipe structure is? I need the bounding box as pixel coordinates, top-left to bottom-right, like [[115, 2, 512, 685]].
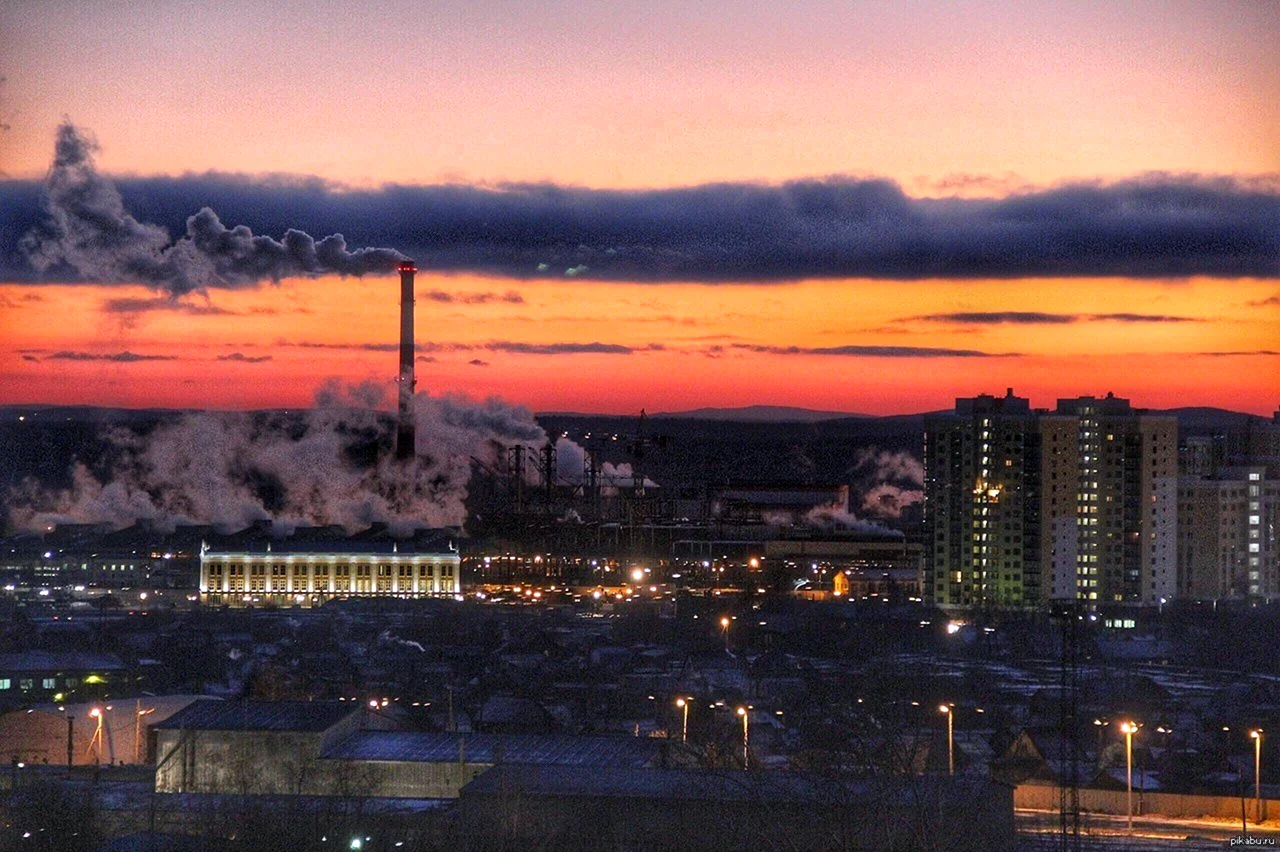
[[395, 260, 417, 460]]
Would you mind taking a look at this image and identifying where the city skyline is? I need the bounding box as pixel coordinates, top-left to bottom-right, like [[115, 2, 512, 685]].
[[1, 0, 1278, 415]]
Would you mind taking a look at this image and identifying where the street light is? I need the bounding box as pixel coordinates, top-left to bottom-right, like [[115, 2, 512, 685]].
[[1120, 721, 1138, 833], [1094, 718, 1110, 757], [939, 705, 954, 775], [135, 701, 155, 764], [88, 707, 105, 766], [720, 616, 730, 651], [1252, 730, 1264, 824], [675, 698, 690, 744], [736, 706, 749, 769]]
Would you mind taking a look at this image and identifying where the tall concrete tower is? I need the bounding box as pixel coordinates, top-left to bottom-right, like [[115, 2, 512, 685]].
[[395, 259, 417, 459]]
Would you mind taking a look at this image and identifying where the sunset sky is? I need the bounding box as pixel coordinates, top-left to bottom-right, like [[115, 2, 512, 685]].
[[1, 0, 1277, 415]]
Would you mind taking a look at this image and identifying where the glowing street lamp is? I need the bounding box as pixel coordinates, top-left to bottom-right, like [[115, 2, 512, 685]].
[[720, 616, 731, 650], [1119, 721, 1138, 832], [135, 701, 155, 764], [1252, 730, 1264, 823], [675, 698, 690, 744], [939, 705, 954, 775], [88, 707, 104, 766], [736, 706, 749, 769]]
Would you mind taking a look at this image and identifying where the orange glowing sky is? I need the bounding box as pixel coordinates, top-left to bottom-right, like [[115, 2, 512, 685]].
[[0, 0, 1277, 415]]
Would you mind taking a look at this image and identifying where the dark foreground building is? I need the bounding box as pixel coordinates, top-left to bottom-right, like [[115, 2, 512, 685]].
[[457, 765, 1015, 851]]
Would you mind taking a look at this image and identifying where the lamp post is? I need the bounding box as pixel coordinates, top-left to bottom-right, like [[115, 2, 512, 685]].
[[1252, 730, 1264, 824], [88, 707, 105, 766], [1094, 718, 1109, 757], [1120, 721, 1137, 833], [135, 700, 155, 764], [676, 698, 689, 744], [736, 706, 749, 769], [939, 704, 954, 775], [720, 617, 730, 651]]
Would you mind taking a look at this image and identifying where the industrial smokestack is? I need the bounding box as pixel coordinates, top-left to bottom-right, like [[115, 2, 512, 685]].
[[395, 260, 417, 459]]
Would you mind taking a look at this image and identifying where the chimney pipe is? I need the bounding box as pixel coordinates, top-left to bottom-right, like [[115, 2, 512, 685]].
[[395, 260, 417, 459]]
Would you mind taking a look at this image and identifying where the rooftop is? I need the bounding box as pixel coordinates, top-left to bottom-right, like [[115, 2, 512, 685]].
[[323, 730, 659, 768], [0, 651, 125, 672], [152, 700, 357, 733]]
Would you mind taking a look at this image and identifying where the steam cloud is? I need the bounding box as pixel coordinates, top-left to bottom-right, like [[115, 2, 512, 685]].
[[9, 382, 546, 533], [18, 123, 404, 296], [855, 449, 925, 519], [552, 437, 658, 492]]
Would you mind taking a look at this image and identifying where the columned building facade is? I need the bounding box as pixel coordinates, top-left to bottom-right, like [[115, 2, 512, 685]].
[[200, 542, 461, 607]]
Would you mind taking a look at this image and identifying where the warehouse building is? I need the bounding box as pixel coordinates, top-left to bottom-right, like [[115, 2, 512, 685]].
[[153, 700, 659, 799]]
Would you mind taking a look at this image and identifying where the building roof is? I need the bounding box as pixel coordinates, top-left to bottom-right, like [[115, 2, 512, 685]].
[[0, 652, 124, 672], [151, 700, 357, 733], [461, 765, 1004, 804], [322, 730, 659, 768], [201, 536, 457, 557]]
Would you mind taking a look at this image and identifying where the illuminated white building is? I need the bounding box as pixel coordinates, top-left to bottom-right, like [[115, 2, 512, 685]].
[[199, 538, 461, 607]]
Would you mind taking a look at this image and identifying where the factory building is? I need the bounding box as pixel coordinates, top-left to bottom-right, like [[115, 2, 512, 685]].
[[199, 528, 461, 607], [925, 390, 1177, 608]]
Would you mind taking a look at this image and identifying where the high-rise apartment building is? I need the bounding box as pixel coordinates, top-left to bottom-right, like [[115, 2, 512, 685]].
[[1178, 467, 1280, 600], [925, 391, 1177, 608]]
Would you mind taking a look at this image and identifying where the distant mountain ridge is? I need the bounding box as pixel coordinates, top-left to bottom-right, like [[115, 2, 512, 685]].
[[649, 405, 871, 423]]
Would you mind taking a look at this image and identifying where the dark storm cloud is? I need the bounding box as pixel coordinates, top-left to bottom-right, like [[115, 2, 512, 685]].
[[730, 343, 1009, 358], [13, 123, 405, 296], [1199, 350, 1280, 357], [102, 296, 240, 316], [0, 292, 42, 308], [906, 311, 1202, 324], [216, 352, 273, 363], [486, 341, 653, 355], [3, 130, 1277, 285], [283, 340, 657, 356], [424, 289, 525, 304], [46, 350, 177, 362]]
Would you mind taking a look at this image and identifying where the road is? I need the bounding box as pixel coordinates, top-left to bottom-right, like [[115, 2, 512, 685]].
[[1018, 807, 1280, 849]]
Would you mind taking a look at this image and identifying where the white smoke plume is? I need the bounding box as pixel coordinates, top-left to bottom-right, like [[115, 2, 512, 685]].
[[860, 483, 925, 518], [854, 448, 925, 519], [20, 122, 404, 296], [803, 504, 900, 535], [553, 437, 658, 492], [9, 382, 546, 534]]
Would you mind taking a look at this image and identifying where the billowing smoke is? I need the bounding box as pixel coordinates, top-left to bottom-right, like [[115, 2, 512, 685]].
[[19, 123, 404, 296], [8, 381, 546, 534], [853, 448, 925, 519], [803, 504, 901, 535], [553, 437, 658, 492]]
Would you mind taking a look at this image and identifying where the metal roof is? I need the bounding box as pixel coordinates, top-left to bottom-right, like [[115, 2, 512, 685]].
[[323, 731, 659, 768], [461, 765, 822, 802], [0, 652, 125, 672], [152, 700, 357, 733], [461, 765, 1002, 805]]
